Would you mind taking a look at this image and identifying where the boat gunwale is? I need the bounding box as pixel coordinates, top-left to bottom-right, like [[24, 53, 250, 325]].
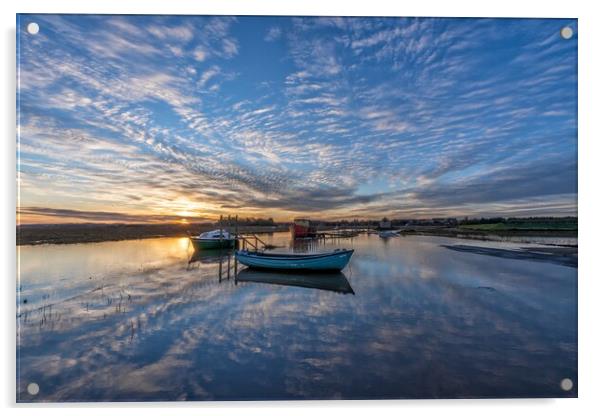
[[236, 249, 354, 260], [190, 237, 236, 241]]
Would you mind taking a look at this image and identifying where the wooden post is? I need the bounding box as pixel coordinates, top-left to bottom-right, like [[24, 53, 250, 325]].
[[227, 251, 231, 280], [218, 250, 223, 282], [219, 215, 223, 242]]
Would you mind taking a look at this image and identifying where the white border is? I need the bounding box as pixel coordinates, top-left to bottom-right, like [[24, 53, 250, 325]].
[[3, 1, 601, 415]]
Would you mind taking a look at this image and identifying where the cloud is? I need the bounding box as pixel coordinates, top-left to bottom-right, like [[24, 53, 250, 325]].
[[189, 16, 240, 61], [17, 16, 577, 222], [193, 46, 208, 62], [264, 26, 282, 42], [18, 207, 207, 223], [222, 38, 239, 57], [198, 66, 220, 88], [409, 156, 577, 207], [147, 24, 194, 42]]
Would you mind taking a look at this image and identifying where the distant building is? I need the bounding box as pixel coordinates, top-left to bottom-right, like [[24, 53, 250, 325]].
[[290, 218, 317, 238], [432, 217, 458, 226], [378, 218, 392, 230]]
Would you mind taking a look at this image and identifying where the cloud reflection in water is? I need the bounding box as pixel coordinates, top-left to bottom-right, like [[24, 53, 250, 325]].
[[17, 233, 576, 401]]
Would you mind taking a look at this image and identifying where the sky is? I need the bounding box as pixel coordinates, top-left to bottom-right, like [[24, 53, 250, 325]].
[[17, 15, 577, 224]]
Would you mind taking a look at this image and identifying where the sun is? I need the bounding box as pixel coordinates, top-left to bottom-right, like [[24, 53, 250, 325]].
[[179, 218, 189, 224]]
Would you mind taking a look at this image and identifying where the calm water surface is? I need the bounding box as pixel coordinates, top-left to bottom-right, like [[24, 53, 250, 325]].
[[17, 233, 577, 401]]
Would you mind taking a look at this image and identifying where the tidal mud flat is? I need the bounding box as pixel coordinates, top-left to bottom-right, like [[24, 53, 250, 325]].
[[442, 244, 578, 268], [396, 225, 577, 241]]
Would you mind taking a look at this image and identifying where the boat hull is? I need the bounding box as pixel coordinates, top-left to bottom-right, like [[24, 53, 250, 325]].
[[235, 249, 354, 272], [190, 238, 236, 250]]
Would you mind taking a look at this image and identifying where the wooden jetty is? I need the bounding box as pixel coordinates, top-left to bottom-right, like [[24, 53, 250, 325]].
[[211, 214, 273, 252], [200, 215, 360, 250], [317, 230, 360, 239]]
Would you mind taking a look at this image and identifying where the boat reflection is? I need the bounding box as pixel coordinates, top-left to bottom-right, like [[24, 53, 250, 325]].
[[288, 237, 327, 253], [235, 268, 355, 295], [187, 249, 234, 265], [187, 248, 238, 282]]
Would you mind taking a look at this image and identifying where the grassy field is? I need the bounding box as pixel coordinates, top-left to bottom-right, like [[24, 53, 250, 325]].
[[459, 221, 577, 231]]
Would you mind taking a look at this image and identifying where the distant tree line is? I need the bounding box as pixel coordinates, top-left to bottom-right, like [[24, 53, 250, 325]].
[[220, 217, 275, 226], [458, 216, 577, 225], [303, 216, 577, 228], [217, 216, 576, 228]]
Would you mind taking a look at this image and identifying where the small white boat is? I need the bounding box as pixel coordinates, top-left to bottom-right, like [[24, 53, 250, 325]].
[[190, 229, 236, 250], [379, 230, 400, 238]]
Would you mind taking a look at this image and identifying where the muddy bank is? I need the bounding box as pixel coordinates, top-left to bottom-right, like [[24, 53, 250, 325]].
[[17, 223, 289, 246], [442, 244, 577, 268], [399, 226, 577, 240]]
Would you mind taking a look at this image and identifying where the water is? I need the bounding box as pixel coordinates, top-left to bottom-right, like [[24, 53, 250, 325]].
[[16, 233, 577, 401]]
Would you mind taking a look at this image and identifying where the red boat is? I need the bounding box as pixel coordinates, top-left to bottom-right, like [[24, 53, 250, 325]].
[[290, 218, 317, 238]]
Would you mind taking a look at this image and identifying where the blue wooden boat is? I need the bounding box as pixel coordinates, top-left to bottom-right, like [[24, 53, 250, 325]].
[[235, 249, 354, 272]]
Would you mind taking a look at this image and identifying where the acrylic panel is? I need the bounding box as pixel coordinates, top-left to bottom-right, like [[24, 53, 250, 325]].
[[16, 15, 577, 402]]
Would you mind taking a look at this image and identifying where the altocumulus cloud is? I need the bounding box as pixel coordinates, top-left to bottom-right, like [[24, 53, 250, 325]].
[[17, 15, 577, 222]]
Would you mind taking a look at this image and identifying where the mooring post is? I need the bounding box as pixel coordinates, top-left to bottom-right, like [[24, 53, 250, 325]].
[[227, 250, 231, 279], [218, 250, 223, 282], [219, 214, 223, 242], [235, 215, 239, 241]]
